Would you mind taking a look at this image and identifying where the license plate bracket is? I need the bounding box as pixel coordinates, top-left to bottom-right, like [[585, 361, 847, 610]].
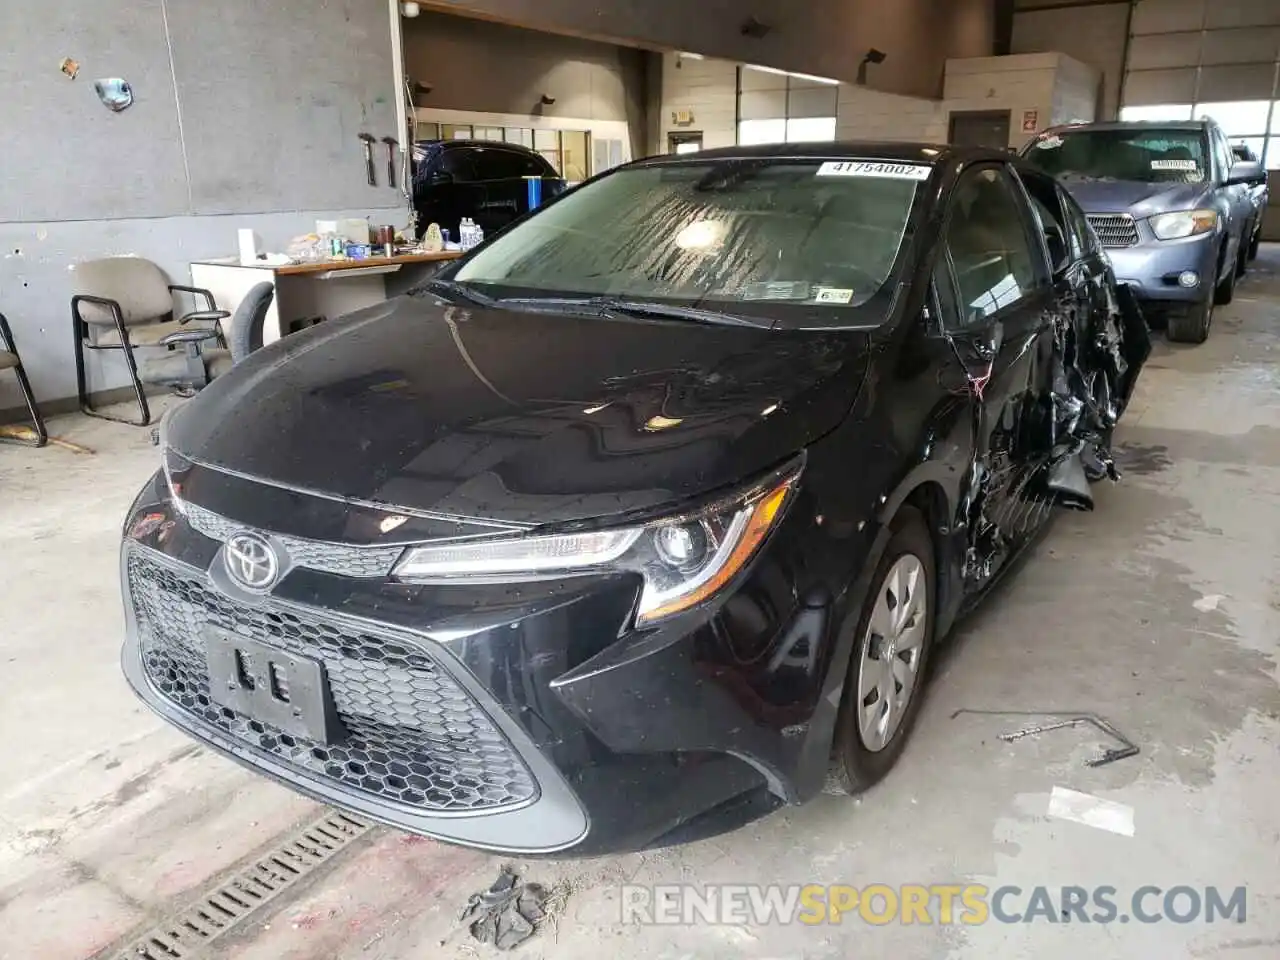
[[206, 630, 343, 744]]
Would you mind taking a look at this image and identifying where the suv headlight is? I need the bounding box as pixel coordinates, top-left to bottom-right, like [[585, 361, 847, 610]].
[[1149, 209, 1217, 241], [393, 463, 801, 624]]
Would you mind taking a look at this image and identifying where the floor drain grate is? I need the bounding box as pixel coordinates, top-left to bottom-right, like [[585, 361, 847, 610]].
[[111, 810, 374, 960]]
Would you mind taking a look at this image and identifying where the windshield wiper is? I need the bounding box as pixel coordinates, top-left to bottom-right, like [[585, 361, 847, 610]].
[[598, 298, 767, 328], [485, 295, 765, 327], [422, 278, 498, 307]]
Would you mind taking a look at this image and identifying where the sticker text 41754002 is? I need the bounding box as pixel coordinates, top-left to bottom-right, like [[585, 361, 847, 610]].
[[816, 161, 932, 180]]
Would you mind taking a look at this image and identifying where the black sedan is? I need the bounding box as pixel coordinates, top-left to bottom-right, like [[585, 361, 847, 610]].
[[121, 143, 1150, 856]]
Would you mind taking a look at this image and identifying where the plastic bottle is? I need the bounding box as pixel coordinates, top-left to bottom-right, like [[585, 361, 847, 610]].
[[471, 220, 484, 248]]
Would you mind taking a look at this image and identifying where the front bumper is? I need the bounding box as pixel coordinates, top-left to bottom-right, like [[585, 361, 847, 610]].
[[119, 466, 847, 855], [1106, 229, 1220, 304]]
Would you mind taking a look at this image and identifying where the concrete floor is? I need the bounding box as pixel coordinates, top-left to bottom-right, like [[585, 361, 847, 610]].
[[3, 250, 1279, 960]]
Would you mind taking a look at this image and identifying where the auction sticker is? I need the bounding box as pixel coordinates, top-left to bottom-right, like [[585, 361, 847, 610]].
[[814, 287, 854, 304], [1151, 158, 1198, 171], [817, 160, 931, 180]]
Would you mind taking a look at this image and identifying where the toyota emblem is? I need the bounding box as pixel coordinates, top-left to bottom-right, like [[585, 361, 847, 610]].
[[224, 532, 280, 591]]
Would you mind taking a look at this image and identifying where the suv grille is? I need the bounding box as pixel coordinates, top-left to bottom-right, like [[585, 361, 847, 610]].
[[128, 551, 536, 813], [1085, 213, 1140, 248], [183, 503, 404, 579]]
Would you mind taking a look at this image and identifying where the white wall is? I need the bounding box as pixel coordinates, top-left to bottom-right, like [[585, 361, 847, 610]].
[[837, 86, 948, 143], [658, 53, 950, 153], [943, 53, 1100, 148], [659, 55, 740, 152]]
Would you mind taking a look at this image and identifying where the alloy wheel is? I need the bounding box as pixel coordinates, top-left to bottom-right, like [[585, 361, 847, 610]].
[[856, 554, 928, 752]]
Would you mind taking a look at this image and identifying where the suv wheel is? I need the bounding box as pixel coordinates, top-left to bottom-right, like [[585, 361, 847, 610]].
[[826, 508, 935, 795], [1167, 295, 1213, 344]]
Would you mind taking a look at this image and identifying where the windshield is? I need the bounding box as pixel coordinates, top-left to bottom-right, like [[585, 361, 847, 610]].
[[1025, 128, 1209, 184], [452, 158, 926, 313]]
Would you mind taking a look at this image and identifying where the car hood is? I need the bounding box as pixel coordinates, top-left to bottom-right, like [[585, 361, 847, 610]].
[[1059, 178, 1209, 217], [167, 294, 870, 528]]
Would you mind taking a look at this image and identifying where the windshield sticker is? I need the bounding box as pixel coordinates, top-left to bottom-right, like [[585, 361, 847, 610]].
[[741, 280, 811, 301], [814, 287, 854, 304], [1035, 135, 1063, 149], [816, 161, 931, 180], [1151, 158, 1198, 171]]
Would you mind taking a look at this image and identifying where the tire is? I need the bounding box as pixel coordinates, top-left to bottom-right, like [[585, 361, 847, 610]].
[[827, 508, 936, 795], [1167, 295, 1213, 344], [1214, 249, 1237, 305], [1235, 235, 1248, 278]]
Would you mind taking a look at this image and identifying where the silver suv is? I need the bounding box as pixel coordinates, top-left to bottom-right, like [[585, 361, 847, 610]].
[[1022, 120, 1265, 344]]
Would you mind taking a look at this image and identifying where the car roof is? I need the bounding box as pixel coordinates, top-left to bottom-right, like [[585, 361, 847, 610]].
[[416, 138, 543, 153], [628, 141, 1010, 168], [1038, 119, 1212, 135]]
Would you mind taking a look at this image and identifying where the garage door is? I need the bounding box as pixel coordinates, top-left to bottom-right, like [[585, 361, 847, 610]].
[[1121, 0, 1280, 167]]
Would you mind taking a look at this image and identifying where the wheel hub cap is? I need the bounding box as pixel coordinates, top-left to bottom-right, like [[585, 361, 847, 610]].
[[855, 553, 927, 753]]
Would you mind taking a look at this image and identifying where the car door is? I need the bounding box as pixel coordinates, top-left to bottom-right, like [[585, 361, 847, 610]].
[[934, 164, 1057, 586], [1210, 125, 1246, 273]]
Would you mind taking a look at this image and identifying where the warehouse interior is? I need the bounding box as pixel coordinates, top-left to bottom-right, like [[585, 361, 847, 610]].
[[2, 0, 1280, 957]]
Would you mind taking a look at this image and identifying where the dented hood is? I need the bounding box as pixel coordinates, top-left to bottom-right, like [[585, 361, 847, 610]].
[[166, 294, 869, 525]]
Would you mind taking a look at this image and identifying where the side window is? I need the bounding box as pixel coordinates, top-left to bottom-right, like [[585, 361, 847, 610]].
[[1211, 128, 1233, 182], [440, 148, 477, 182], [472, 148, 543, 181], [941, 167, 1041, 326]]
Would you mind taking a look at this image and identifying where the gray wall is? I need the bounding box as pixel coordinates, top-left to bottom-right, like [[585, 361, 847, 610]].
[[1013, 0, 1130, 120], [1, 0, 403, 412], [423, 0, 995, 99], [405, 12, 646, 121], [403, 11, 650, 158]]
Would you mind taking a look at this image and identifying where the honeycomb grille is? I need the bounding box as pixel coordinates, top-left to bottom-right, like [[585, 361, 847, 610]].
[[1085, 213, 1140, 248], [183, 503, 404, 579], [128, 551, 537, 813]]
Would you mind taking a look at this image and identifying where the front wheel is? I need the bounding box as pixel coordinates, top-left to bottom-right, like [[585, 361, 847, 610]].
[[827, 508, 936, 795], [1167, 296, 1213, 344]]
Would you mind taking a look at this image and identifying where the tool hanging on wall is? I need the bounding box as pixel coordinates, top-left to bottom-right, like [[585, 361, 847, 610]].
[[381, 136, 399, 189], [358, 133, 377, 186]]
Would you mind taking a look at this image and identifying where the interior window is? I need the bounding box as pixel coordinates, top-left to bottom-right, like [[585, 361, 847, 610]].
[[941, 168, 1039, 325]]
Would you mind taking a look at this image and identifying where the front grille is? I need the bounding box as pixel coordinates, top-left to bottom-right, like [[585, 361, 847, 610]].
[[1086, 213, 1139, 248], [129, 550, 537, 813], [183, 503, 404, 579]]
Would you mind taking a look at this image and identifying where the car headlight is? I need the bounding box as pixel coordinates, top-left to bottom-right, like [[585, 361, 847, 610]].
[[392, 463, 801, 624], [1149, 209, 1217, 241]]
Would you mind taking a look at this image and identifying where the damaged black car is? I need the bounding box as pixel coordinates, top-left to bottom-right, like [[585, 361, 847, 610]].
[[120, 143, 1150, 856]]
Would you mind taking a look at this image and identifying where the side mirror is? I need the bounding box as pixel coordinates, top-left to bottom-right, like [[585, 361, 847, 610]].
[[428, 170, 455, 186], [1225, 160, 1265, 186]]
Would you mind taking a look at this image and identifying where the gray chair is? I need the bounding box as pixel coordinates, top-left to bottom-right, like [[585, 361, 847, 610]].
[[0, 312, 47, 447], [71, 256, 229, 426]]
